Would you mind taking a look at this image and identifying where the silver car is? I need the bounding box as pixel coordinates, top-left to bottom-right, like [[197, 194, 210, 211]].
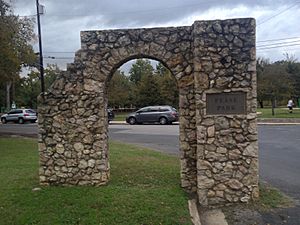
[[126, 105, 178, 125], [1, 109, 37, 124]]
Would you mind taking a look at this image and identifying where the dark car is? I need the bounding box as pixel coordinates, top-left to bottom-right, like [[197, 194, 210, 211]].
[[126, 106, 178, 125], [108, 108, 115, 122], [1, 109, 37, 124]]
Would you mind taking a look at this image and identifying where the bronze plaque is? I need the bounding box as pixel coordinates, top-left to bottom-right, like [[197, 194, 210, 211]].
[[206, 92, 246, 115]]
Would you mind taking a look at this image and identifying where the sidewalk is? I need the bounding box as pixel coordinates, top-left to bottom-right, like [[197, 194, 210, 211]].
[[257, 118, 300, 125]]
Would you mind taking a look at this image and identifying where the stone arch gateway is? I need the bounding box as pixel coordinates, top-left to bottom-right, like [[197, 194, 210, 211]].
[[38, 18, 258, 207]]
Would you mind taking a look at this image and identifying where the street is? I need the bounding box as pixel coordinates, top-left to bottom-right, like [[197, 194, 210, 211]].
[[0, 123, 300, 201]]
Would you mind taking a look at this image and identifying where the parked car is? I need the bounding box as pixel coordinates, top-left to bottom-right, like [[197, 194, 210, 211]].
[[108, 108, 115, 122], [126, 105, 178, 125], [1, 109, 37, 124]]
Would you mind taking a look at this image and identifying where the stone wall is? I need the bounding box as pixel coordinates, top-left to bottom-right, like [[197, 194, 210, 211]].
[[38, 18, 258, 207], [193, 19, 258, 206]]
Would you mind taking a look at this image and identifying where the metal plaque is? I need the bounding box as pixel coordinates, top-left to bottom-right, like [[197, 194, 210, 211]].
[[206, 92, 246, 115]]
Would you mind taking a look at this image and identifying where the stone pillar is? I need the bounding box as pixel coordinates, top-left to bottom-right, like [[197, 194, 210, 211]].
[[38, 66, 110, 186], [193, 18, 258, 206], [178, 75, 197, 194]]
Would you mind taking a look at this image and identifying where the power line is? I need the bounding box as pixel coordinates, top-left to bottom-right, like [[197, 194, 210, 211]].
[[257, 43, 300, 50], [257, 36, 300, 43], [257, 2, 300, 26], [257, 47, 300, 52], [257, 40, 300, 48]]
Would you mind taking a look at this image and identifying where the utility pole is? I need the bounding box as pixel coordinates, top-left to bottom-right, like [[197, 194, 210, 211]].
[[36, 0, 45, 94]]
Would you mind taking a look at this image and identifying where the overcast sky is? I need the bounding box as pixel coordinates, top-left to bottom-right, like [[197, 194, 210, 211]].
[[11, 0, 300, 72]]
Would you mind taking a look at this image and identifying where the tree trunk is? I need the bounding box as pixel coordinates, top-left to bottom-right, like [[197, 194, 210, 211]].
[[6, 81, 12, 109], [258, 100, 264, 108], [271, 97, 275, 116], [12, 78, 15, 102]]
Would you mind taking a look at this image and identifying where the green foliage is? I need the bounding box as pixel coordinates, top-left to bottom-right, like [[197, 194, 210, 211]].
[[14, 64, 61, 109], [257, 56, 300, 108], [108, 60, 179, 109], [108, 70, 131, 107], [129, 59, 154, 84], [0, 0, 36, 109], [284, 55, 300, 98], [156, 65, 179, 107], [0, 138, 191, 225], [134, 73, 162, 107], [0, 0, 36, 82]]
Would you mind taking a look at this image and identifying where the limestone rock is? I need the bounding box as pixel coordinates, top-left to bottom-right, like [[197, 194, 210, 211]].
[[227, 179, 244, 190]]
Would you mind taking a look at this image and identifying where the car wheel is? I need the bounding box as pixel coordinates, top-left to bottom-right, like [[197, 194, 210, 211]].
[[159, 117, 168, 125], [18, 118, 24, 124], [1, 118, 6, 124], [128, 117, 136, 125]]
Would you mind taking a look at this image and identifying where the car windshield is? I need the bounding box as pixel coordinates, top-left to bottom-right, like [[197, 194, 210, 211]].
[[137, 107, 149, 113], [25, 110, 36, 114]]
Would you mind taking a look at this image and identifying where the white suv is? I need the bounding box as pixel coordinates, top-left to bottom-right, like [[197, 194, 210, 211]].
[[1, 109, 37, 124]]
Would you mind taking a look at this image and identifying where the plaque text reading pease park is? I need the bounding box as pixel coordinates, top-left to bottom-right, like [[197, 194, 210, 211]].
[[206, 92, 246, 115]]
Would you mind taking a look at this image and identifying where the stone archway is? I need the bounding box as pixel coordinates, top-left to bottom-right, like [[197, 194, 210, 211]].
[[38, 18, 258, 207]]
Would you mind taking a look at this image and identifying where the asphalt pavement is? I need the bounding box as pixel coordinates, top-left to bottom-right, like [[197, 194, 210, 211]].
[[0, 122, 38, 137]]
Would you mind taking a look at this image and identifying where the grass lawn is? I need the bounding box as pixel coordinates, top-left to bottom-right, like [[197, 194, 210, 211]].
[[0, 138, 191, 225], [114, 112, 128, 121], [257, 107, 300, 118], [258, 184, 292, 209]]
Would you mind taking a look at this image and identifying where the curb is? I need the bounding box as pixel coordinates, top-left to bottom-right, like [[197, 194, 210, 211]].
[[257, 123, 300, 125], [188, 199, 228, 225], [109, 121, 180, 125], [110, 121, 300, 125]]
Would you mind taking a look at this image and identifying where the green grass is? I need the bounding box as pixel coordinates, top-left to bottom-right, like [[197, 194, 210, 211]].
[[0, 138, 191, 225], [258, 184, 293, 209], [114, 112, 128, 121], [257, 107, 300, 118]]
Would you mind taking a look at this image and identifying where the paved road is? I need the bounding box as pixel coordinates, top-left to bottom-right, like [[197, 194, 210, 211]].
[[258, 125, 300, 200], [1, 123, 300, 201], [109, 124, 179, 155], [0, 122, 38, 137]]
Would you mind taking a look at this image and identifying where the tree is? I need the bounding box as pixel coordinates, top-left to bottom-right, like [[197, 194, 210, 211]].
[[0, 0, 36, 109], [283, 54, 300, 106], [257, 57, 270, 108], [107, 59, 179, 109], [257, 59, 294, 115], [129, 59, 154, 84], [134, 73, 162, 107], [108, 70, 131, 108], [155, 62, 178, 108], [14, 64, 60, 109]]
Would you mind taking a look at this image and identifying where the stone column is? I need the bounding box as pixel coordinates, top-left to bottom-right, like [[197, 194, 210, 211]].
[[193, 18, 259, 206]]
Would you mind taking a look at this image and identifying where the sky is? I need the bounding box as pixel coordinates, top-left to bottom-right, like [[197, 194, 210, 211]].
[[10, 0, 300, 73]]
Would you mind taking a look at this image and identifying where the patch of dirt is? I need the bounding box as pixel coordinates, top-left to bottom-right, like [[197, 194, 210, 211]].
[[223, 204, 300, 225]]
